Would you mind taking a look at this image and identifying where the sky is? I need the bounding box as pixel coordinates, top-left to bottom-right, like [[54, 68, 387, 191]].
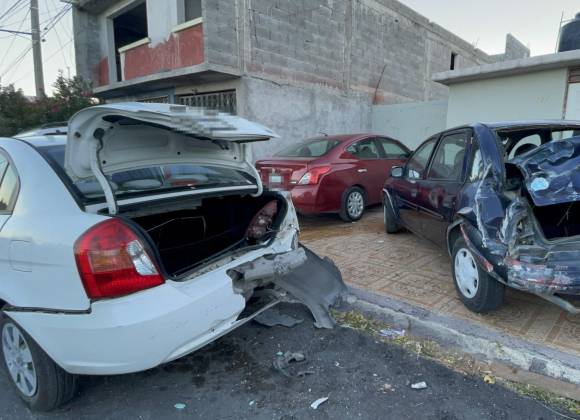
[[398, 0, 579, 55], [0, 0, 579, 96]]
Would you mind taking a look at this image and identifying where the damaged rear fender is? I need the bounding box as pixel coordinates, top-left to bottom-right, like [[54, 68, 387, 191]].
[[230, 246, 347, 329]]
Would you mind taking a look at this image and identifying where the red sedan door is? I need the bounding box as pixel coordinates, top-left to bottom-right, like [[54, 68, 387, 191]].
[[376, 136, 410, 180], [344, 138, 387, 205]]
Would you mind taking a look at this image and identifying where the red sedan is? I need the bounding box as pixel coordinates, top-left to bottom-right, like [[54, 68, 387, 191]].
[[256, 134, 410, 221]]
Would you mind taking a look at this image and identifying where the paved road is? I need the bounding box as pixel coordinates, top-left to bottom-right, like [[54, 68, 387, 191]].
[[0, 304, 572, 420]]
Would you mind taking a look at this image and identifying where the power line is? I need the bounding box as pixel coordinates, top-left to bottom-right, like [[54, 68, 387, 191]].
[[2, 2, 73, 86], [47, 0, 69, 69], [11, 38, 73, 84], [0, 0, 27, 25], [0, 7, 30, 78]]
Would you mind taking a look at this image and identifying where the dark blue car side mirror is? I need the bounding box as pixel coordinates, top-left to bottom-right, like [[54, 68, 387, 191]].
[[391, 166, 404, 178]]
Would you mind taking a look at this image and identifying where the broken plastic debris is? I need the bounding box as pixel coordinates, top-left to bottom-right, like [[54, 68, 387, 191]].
[[174, 403, 186, 410], [310, 397, 329, 409], [411, 382, 427, 390], [379, 328, 406, 338], [273, 351, 306, 377], [296, 370, 315, 377], [381, 383, 394, 392], [530, 177, 549, 192], [254, 308, 304, 328], [483, 375, 496, 385]]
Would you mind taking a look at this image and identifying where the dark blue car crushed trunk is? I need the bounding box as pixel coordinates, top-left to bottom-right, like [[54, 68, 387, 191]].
[[462, 136, 580, 313]]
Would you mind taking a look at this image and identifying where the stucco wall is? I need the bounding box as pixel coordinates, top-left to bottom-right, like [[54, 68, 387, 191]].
[[446, 69, 568, 127], [565, 83, 580, 120], [372, 100, 447, 150], [239, 76, 372, 160]]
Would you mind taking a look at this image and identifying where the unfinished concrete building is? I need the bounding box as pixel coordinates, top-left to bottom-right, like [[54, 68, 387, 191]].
[[71, 0, 529, 156]]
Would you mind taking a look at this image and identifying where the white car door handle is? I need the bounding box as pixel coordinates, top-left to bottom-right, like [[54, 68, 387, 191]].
[[358, 169, 367, 173]]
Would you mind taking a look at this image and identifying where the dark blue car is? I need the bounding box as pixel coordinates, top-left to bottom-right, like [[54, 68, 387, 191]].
[[383, 121, 580, 314]]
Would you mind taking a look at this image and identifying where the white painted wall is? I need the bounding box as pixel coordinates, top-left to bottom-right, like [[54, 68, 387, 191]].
[[565, 83, 580, 121], [446, 69, 568, 128], [372, 100, 448, 150]]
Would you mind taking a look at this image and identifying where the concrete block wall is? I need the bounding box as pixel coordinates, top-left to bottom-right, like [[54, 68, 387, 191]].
[[227, 0, 522, 106], [203, 0, 239, 69]]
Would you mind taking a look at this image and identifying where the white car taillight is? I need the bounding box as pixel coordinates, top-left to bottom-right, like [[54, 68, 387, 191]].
[[245, 200, 279, 241], [74, 219, 164, 299]]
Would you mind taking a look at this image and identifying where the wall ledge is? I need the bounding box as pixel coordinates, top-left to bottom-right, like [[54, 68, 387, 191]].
[[118, 37, 150, 54], [172, 17, 203, 33]]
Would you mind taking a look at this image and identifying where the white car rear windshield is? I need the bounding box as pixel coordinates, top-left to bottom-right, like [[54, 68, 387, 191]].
[[39, 145, 255, 204]]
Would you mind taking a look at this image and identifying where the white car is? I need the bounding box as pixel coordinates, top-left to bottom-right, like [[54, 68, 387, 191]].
[[0, 103, 345, 411]]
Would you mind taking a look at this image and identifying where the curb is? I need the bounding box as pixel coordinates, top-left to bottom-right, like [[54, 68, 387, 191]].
[[345, 286, 580, 396]]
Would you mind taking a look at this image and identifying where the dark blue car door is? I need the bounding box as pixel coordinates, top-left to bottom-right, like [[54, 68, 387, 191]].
[[393, 137, 438, 234], [414, 129, 472, 248]]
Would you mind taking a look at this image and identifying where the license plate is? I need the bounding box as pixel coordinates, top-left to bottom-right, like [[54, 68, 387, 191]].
[[269, 174, 283, 184]]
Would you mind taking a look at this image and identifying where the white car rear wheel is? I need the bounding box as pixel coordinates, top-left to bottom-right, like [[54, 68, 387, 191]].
[[0, 313, 78, 411]]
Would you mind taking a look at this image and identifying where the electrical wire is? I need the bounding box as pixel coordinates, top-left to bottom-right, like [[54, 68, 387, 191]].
[[47, 0, 69, 69], [11, 38, 72, 84], [0, 7, 30, 79], [0, 0, 27, 26], [2, 2, 74, 86]]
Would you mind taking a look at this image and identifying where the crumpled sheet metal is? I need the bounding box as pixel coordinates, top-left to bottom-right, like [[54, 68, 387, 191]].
[[473, 164, 507, 256], [511, 137, 580, 206], [271, 246, 347, 329], [462, 159, 580, 303], [234, 246, 347, 329]]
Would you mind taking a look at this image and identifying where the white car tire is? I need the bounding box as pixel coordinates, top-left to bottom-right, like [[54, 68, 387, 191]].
[[0, 312, 77, 411], [451, 238, 504, 313]]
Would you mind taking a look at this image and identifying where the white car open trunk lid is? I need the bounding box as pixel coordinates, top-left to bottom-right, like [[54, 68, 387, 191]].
[[64, 103, 276, 213]]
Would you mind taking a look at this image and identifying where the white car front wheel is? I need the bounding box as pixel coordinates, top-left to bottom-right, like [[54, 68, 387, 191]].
[[0, 313, 77, 411]]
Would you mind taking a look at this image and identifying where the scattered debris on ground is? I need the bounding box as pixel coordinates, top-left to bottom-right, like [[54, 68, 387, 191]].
[[483, 374, 496, 385], [332, 309, 580, 417], [504, 381, 580, 416], [310, 397, 329, 409], [254, 308, 304, 328], [411, 382, 428, 390], [381, 383, 394, 393], [272, 351, 306, 377], [379, 328, 406, 339]]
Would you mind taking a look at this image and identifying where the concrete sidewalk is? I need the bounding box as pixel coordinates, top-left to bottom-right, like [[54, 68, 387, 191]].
[[299, 207, 580, 387]]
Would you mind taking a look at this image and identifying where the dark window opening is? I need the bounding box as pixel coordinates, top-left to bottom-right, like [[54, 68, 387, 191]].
[[183, 0, 202, 22], [450, 52, 457, 70], [113, 2, 148, 82]]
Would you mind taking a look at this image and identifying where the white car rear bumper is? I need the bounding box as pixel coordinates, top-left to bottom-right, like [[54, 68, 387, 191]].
[[6, 246, 306, 375]]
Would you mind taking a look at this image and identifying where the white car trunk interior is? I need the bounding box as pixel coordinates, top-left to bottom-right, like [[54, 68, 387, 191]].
[[121, 192, 286, 277]]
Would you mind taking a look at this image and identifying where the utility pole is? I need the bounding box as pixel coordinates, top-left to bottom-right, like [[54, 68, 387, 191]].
[[30, 0, 45, 98]]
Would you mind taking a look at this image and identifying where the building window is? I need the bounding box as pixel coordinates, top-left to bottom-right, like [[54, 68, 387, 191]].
[[178, 90, 237, 114], [113, 2, 148, 81], [179, 0, 202, 23], [450, 52, 457, 70]]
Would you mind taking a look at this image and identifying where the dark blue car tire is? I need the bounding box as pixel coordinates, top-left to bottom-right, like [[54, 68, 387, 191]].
[[451, 238, 504, 313], [383, 195, 401, 234]]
